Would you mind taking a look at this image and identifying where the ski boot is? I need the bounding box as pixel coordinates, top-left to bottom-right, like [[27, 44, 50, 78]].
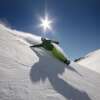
[[64, 59, 70, 65]]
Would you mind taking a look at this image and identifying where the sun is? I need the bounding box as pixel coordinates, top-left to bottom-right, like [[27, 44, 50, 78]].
[[40, 15, 52, 32]]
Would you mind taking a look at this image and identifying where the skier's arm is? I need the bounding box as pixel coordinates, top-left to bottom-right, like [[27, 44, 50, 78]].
[[51, 40, 59, 44], [30, 44, 43, 48]]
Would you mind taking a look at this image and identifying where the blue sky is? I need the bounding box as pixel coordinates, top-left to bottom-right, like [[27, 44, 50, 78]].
[[0, 0, 99, 60]]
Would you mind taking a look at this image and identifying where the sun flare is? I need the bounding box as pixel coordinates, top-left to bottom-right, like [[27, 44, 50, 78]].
[[40, 15, 52, 32]]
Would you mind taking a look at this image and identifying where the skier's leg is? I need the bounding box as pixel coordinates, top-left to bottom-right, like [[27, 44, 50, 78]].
[[30, 44, 43, 48], [52, 47, 70, 65]]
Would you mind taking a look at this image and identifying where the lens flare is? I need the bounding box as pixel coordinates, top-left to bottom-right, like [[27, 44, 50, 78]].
[[40, 15, 52, 32]]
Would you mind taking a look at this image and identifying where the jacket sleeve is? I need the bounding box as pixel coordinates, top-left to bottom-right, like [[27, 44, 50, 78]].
[[30, 44, 43, 48], [51, 40, 59, 44]]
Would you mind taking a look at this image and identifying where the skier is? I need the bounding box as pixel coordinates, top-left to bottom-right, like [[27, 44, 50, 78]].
[[30, 38, 70, 65]]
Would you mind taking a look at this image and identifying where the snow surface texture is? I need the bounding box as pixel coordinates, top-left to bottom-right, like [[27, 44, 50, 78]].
[[76, 49, 100, 74], [0, 24, 100, 100]]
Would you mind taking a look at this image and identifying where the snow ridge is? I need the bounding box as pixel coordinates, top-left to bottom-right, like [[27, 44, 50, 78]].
[[77, 49, 100, 73], [0, 24, 100, 100]]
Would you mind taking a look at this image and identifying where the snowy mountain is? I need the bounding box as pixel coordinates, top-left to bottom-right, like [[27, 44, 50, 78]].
[[0, 24, 100, 100], [76, 49, 100, 74]]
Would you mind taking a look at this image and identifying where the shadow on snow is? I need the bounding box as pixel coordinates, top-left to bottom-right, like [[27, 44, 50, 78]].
[[30, 48, 91, 100]]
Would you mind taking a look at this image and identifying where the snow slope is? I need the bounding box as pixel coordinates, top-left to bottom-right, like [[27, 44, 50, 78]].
[[76, 49, 100, 74], [0, 24, 100, 100]]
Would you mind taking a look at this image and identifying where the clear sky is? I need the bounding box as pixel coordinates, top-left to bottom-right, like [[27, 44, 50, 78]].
[[0, 0, 99, 60]]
